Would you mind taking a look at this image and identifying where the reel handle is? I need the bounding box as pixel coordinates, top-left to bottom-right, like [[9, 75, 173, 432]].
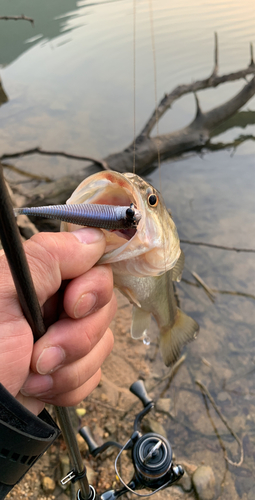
[[129, 380, 152, 408], [79, 426, 99, 455]]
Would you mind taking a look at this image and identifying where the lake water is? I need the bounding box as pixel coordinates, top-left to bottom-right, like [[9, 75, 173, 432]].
[[0, 1, 254, 498]]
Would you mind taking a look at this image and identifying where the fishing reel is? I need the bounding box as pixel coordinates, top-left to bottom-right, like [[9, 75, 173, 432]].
[[77, 380, 184, 499]]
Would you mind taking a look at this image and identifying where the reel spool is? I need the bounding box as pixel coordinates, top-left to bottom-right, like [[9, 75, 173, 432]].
[[132, 433, 172, 488]]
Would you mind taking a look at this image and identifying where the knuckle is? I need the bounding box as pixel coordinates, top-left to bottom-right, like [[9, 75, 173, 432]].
[[24, 234, 62, 296]]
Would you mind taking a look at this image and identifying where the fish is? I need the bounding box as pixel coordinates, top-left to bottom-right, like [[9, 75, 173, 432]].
[[61, 171, 199, 366]]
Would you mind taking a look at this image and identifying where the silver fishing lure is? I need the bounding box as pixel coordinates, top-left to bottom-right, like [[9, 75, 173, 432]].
[[14, 203, 142, 230]]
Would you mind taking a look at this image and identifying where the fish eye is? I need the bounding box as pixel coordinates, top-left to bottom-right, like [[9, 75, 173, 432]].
[[148, 193, 158, 207]]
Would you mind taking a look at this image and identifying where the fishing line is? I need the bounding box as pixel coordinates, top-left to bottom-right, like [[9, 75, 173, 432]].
[[148, 0, 161, 191], [148, 0, 169, 296], [148, 0, 179, 368], [133, 0, 136, 174]]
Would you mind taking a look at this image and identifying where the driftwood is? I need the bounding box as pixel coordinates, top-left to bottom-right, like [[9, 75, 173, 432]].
[[1, 35, 255, 207]]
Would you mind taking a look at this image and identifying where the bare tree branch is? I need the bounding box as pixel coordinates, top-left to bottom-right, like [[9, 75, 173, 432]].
[[180, 239, 255, 253], [0, 78, 8, 106], [249, 42, 254, 67], [0, 147, 109, 171], [196, 380, 243, 467], [104, 75, 255, 173], [0, 162, 52, 182], [139, 36, 255, 137], [0, 15, 34, 25], [181, 279, 255, 300]]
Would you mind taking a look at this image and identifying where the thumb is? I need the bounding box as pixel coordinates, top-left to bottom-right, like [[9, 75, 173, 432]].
[[0, 228, 106, 322], [24, 228, 106, 306]]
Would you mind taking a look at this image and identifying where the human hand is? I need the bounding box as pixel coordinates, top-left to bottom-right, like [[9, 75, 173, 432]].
[[0, 228, 116, 415]]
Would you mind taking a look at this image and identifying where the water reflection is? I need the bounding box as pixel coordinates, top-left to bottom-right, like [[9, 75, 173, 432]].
[[0, 0, 83, 66]]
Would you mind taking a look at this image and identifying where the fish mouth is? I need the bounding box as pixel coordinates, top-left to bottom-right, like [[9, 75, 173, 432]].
[[92, 188, 139, 241], [65, 170, 180, 275], [116, 226, 137, 241], [66, 171, 145, 251]]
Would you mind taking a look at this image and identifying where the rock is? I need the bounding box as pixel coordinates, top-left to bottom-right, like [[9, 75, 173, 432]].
[[104, 422, 117, 435], [86, 464, 96, 484], [76, 432, 88, 453], [56, 494, 70, 500], [93, 424, 104, 438], [217, 391, 231, 403], [101, 393, 108, 401], [142, 417, 167, 438], [248, 486, 255, 500], [42, 476, 56, 494], [178, 470, 192, 492], [192, 465, 215, 500], [181, 460, 197, 476], [156, 398, 172, 414], [76, 408, 86, 417]]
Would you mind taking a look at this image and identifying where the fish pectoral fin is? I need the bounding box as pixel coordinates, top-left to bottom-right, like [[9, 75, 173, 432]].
[[172, 250, 185, 282], [160, 308, 199, 366], [131, 306, 151, 340], [116, 286, 141, 308]]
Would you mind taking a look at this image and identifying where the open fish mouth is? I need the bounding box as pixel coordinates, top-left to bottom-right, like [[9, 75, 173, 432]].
[[116, 225, 137, 241], [65, 171, 145, 245]]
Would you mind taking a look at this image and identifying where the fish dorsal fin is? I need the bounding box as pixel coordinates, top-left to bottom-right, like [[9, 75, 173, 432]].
[[160, 308, 199, 366], [172, 250, 185, 282], [131, 306, 151, 340]]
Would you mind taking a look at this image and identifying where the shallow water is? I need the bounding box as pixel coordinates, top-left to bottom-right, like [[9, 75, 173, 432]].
[[147, 152, 255, 499], [0, 1, 254, 498]]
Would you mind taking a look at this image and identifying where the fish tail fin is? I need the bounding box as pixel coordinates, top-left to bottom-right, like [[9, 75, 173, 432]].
[[160, 308, 199, 366]]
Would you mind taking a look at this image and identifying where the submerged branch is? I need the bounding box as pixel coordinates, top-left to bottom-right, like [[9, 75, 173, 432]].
[[181, 279, 255, 301], [190, 271, 216, 302], [148, 355, 186, 394], [196, 379, 244, 467], [0, 147, 109, 171], [0, 15, 34, 25], [1, 162, 52, 182], [180, 239, 255, 253]]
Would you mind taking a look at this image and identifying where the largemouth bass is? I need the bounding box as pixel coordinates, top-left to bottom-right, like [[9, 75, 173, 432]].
[[61, 171, 199, 366]]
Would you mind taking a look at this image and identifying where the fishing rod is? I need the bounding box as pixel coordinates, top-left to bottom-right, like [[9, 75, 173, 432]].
[[0, 167, 184, 499]]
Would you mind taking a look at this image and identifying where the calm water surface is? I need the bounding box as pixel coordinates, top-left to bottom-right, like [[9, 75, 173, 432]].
[[0, 1, 254, 498]]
